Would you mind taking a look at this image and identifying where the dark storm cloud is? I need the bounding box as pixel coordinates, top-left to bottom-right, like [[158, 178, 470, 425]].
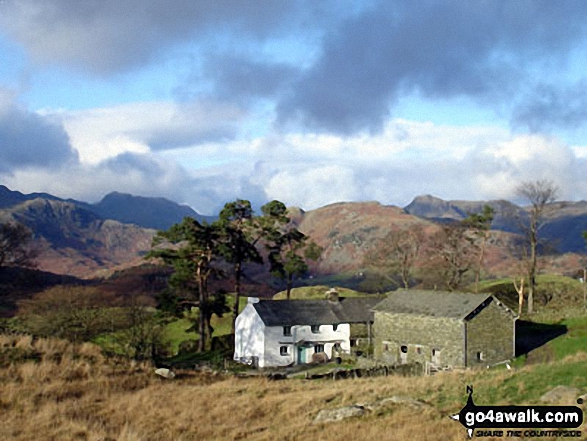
[[4, 0, 587, 135], [0, 94, 78, 172], [0, 0, 313, 74], [512, 81, 587, 132], [278, 0, 587, 134], [202, 55, 299, 103]]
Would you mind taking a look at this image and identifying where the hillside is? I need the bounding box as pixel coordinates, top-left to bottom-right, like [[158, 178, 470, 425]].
[[1, 334, 586, 441], [292, 201, 528, 285], [1, 185, 587, 281], [0, 198, 155, 277], [295, 201, 433, 274]]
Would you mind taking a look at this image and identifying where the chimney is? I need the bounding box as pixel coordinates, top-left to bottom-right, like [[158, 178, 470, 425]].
[[247, 297, 260, 304], [325, 288, 339, 303]]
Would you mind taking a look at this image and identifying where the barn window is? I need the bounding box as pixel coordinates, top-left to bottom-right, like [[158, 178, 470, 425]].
[[400, 345, 408, 353], [311, 325, 320, 333], [283, 326, 292, 336], [280, 346, 288, 356]]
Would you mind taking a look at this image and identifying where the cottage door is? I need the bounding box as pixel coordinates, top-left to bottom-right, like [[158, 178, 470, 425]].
[[297, 346, 306, 364]]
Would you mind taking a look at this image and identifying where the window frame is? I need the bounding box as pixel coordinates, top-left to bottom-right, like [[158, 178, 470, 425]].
[[280, 346, 288, 356], [283, 326, 292, 336], [311, 325, 320, 333]]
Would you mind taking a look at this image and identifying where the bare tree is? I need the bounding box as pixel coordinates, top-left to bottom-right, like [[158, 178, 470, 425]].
[[364, 224, 425, 289], [428, 223, 480, 291], [515, 179, 559, 314]]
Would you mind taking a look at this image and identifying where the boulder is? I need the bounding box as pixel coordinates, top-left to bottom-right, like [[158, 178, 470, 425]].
[[367, 396, 430, 410], [155, 368, 176, 379], [314, 405, 365, 423], [540, 386, 581, 404]]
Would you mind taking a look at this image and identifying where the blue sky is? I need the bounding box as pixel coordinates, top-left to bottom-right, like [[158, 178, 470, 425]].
[[1, 0, 587, 214]]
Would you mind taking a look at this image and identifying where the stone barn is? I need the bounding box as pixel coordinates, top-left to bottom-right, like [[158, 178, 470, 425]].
[[373, 290, 517, 369]]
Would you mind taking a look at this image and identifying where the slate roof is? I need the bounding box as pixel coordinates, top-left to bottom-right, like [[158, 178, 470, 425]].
[[253, 297, 381, 327], [372, 290, 495, 320]]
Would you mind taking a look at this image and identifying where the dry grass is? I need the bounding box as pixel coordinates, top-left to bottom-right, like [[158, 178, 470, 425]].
[[1, 334, 585, 441]]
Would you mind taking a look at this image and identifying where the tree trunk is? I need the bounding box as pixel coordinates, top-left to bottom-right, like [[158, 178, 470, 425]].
[[197, 264, 206, 352], [205, 314, 213, 349], [513, 277, 524, 317], [286, 273, 293, 300], [231, 261, 242, 334], [528, 220, 538, 315]]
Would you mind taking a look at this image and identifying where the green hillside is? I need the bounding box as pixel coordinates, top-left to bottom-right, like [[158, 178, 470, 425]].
[[272, 285, 368, 300], [477, 275, 584, 314]]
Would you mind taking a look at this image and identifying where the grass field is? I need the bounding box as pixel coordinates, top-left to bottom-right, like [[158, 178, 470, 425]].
[[1, 333, 586, 441], [3, 284, 587, 440]]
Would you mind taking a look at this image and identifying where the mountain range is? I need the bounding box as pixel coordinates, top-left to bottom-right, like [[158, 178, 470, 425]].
[[1, 185, 586, 279], [0, 185, 211, 277], [404, 194, 587, 253], [0, 185, 211, 230]]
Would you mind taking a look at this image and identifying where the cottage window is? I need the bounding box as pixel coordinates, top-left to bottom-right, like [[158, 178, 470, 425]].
[[311, 325, 320, 333], [415, 346, 422, 354], [314, 344, 325, 353], [400, 345, 408, 353], [332, 324, 338, 331], [280, 346, 288, 356], [283, 326, 292, 336], [477, 351, 484, 361]]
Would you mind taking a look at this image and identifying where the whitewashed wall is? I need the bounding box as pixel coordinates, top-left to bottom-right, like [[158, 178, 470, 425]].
[[234, 300, 353, 368], [233, 303, 265, 366], [263, 323, 351, 367]]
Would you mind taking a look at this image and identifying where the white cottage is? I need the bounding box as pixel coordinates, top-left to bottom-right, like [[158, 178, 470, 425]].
[[234, 294, 378, 368]]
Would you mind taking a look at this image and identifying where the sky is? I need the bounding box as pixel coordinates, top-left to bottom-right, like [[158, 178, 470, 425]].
[[2, 1, 587, 215]]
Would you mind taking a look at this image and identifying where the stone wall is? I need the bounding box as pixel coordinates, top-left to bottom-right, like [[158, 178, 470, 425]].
[[465, 298, 515, 367], [373, 311, 464, 368]]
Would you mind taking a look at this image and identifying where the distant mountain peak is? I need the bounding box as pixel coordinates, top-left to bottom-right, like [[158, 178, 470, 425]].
[[92, 192, 212, 230]]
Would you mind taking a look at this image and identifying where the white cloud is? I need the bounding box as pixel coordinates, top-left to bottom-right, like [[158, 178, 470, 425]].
[[51, 100, 244, 164], [266, 165, 359, 209], [4, 115, 587, 215], [1, 153, 191, 204]]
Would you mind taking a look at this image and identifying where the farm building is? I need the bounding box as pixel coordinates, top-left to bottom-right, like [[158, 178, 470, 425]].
[[372, 290, 517, 369], [234, 292, 379, 368]]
